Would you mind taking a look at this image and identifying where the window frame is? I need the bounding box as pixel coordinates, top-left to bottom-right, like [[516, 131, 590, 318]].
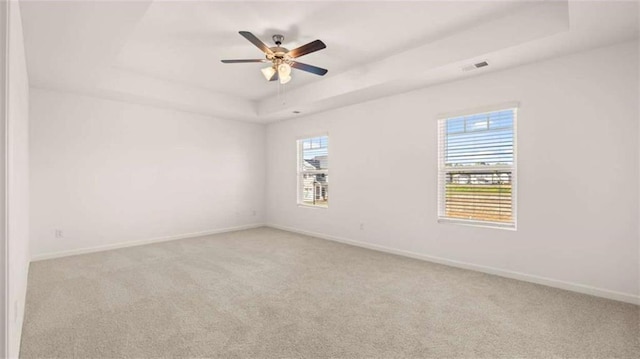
[[297, 134, 329, 209], [437, 105, 518, 230]]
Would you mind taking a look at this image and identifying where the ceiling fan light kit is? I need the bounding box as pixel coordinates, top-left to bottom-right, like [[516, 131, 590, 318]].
[[221, 31, 328, 85], [261, 66, 276, 81]]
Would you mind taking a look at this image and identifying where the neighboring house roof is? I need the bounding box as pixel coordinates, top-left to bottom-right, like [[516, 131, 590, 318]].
[[304, 159, 320, 169], [302, 158, 328, 183]]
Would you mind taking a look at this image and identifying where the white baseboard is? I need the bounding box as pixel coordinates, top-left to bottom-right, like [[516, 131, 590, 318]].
[[267, 223, 640, 306], [31, 223, 266, 261]]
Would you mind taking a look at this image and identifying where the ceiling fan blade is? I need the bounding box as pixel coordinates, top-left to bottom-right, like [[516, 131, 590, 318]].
[[239, 31, 274, 55], [287, 40, 326, 58], [291, 61, 328, 76], [221, 59, 267, 63]]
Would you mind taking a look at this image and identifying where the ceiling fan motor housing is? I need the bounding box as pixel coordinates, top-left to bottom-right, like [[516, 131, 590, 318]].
[[267, 35, 290, 64], [267, 47, 289, 60]]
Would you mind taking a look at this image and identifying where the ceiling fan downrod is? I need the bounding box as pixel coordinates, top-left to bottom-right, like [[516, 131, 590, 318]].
[[272, 34, 284, 46]]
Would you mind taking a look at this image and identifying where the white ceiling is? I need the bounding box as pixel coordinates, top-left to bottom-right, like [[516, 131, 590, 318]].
[[20, 0, 639, 123], [115, 0, 521, 100]]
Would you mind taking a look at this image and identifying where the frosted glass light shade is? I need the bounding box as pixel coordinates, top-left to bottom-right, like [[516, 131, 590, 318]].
[[261, 66, 276, 81], [279, 74, 291, 84], [278, 63, 292, 77]]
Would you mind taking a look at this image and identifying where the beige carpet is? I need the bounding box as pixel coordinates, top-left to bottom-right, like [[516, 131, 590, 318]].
[[21, 227, 640, 358]]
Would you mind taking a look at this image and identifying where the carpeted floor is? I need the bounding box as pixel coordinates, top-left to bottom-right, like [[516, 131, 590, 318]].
[[21, 227, 640, 358]]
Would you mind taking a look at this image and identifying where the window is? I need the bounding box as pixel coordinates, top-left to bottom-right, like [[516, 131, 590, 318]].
[[297, 136, 329, 207], [438, 108, 516, 229]]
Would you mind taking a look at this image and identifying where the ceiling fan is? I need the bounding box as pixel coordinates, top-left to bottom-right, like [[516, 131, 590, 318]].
[[221, 31, 328, 85]]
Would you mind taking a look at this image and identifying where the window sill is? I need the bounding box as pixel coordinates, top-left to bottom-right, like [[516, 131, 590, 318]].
[[297, 204, 329, 209], [438, 218, 516, 231]]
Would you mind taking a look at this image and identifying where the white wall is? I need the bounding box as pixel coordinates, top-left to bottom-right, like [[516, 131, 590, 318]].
[[5, 1, 30, 357], [266, 41, 640, 303], [30, 88, 265, 258], [0, 2, 7, 356]]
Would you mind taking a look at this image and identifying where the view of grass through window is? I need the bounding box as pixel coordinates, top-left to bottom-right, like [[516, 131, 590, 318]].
[[298, 136, 328, 207], [439, 109, 515, 226]]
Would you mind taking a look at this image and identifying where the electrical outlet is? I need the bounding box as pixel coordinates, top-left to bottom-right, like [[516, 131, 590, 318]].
[[55, 229, 63, 238], [252, 210, 257, 216]]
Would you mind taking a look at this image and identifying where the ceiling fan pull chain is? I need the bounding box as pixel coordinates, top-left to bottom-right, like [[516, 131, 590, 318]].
[[281, 80, 286, 106]]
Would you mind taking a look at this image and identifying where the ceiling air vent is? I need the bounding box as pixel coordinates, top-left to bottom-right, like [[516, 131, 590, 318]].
[[462, 61, 489, 72]]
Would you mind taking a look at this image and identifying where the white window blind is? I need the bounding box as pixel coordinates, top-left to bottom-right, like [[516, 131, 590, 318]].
[[438, 108, 516, 229], [297, 136, 329, 207]]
